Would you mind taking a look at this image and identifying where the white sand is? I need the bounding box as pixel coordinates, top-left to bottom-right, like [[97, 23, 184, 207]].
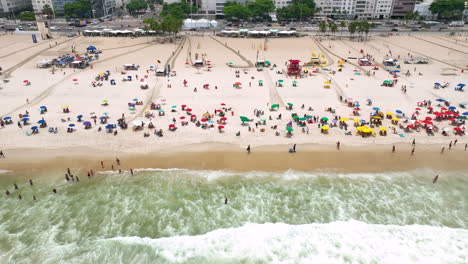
[[0, 33, 467, 154]]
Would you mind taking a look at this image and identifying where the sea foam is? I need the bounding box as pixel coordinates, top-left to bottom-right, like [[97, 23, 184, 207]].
[[107, 220, 468, 264]]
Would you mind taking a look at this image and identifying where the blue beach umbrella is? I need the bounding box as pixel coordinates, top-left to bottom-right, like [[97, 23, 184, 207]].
[[448, 106, 456, 110], [463, 112, 468, 115], [395, 110, 403, 114], [31, 126, 38, 130], [3, 117, 11, 120], [103, 112, 109, 115], [373, 107, 380, 111], [77, 115, 83, 119], [434, 82, 440, 85], [105, 124, 113, 128], [37, 120, 45, 124], [40, 106, 46, 109], [392, 70, 400, 73], [68, 124, 75, 127], [360, 119, 366, 123], [355, 104, 360, 107], [457, 83, 466, 87], [435, 99, 446, 102], [22, 115, 29, 118], [133, 98, 138, 102], [208, 120, 214, 124], [21, 118, 29, 122]]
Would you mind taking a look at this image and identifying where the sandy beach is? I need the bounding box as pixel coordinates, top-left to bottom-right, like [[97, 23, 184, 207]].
[[0, 32, 467, 171]]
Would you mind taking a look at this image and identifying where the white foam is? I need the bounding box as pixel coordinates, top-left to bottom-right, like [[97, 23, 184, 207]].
[[107, 221, 468, 264], [0, 169, 13, 174]]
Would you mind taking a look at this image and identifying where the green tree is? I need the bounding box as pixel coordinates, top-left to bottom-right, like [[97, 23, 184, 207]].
[[126, 0, 148, 14], [247, 0, 275, 21], [348, 21, 358, 38], [404, 11, 420, 22], [339, 21, 346, 36], [223, 2, 252, 21], [18, 11, 36, 21], [64, 0, 92, 18], [143, 17, 161, 33], [277, 3, 313, 21], [160, 2, 197, 19], [430, 0, 464, 20], [329, 22, 338, 35], [319, 21, 327, 35], [41, 4, 54, 16]]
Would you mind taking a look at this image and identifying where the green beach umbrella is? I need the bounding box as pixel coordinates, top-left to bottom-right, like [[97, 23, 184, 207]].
[[299, 117, 307, 121], [287, 103, 293, 106], [286, 126, 293, 132], [102, 99, 108, 103], [240, 116, 250, 122], [171, 105, 177, 108], [258, 80, 263, 82], [265, 61, 271, 64], [457, 116, 467, 119], [293, 80, 298, 83], [278, 80, 284, 83], [260, 118, 266, 121], [383, 80, 390, 83], [271, 104, 279, 108], [292, 116, 299, 119], [321, 117, 329, 121], [129, 107, 135, 110], [228, 62, 233, 65]]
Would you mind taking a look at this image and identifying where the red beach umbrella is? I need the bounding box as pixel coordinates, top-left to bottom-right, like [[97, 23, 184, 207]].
[[181, 104, 187, 108], [218, 125, 224, 129], [441, 107, 448, 110], [73, 79, 78, 82], [180, 116, 186, 119], [169, 124, 175, 128], [23, 80, 29, 83], [415, 108, 421, 110], [220, 117, 227, 120], [220, 103, 226, 106], [427, 106, 433, 110], [201, 118, 207, 122], [191, 115, 196, 117], [186, 108, 192, 112]]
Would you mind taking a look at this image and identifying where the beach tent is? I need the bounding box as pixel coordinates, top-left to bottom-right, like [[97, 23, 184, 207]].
[[210, 20, 218, 28], [183, 19, 212, 29], [37, 59, 52, 68]]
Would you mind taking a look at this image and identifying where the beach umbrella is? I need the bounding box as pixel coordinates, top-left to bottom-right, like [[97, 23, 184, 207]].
[[201, 119, 208, 122], [353, 108, 360, 111], [360, 119, 367, 123], [340, 117, 349, 121], [441, 107, 448, 110], [68, 124, 75, 127], [415, 108, 421, 111], [105, 124, 113, 129], [395, 110, 403, 114], [392, 117, 400, 121], [77, 115, 83, 119], [3, 117, 11, 120], [299, 117, 307, 121], [180, 116, 186, 119], [101, 100, 108, 103], [278, 80, 284, 83], [221, 117, 227, 120], [321, 117, 329, 121], [23, 80, 29, 83], [228, 62, 233, 65], [448, 106, 456, 110], [379, 127, 387, 131], [158, 109, 164, 112], [353, 118, 360, 122], [40, 106, 46, 109], [240, 116, 250, 122], [37, 120, 45, 124], [169, 124, 175, 128], [181, 104, 187, 108], [129, 107, 135, 110], [435, 99, 446, 102], [286, 126, 293, 132], [292, 116, 299, 120], [208, 120, 214, 124], [73, 79, 78, 82], [133, 98, 139, 102], [287, 103, 293, 106], [191, 115, 197, 118], [218, 125, 224, 129], [322, 126, 329, 130], [186, 108, 192, 112], [355, 104, 360, 107], [234, 82, 241, 86], [373, 107, 380, 111], [458, 116, 467, 120], [103, 112, 109, 115], [386, 112, 393, 116], [22, 115, 29, 118], [171, 105, 177, 108], [132, 120, 143, 126], [457, 83, 466, 87], [463, 112, 468, 116], [332, 120, 338, 123], [221, 103, 226, 106], [99, 116, 107, 120], [271, 104, 279, 108], [83, 121, 91, 126], [31, 126, 38, 130], [21, 118, 29, 122], [434, 82, 440, 85], [293, 81, 298, 83]]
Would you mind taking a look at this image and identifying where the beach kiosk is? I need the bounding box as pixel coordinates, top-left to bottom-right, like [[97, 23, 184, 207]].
[[194, 59, 204, 67], [123, 64, 139, 71], [383, 59, 396, 67], [255, 59, 270, 71], [287, 60, 302, 76], [304, 54, 323, 66], [358, 58, 372, 66]]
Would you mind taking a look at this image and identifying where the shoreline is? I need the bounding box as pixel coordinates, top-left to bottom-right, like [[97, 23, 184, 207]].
[[1, 143, 467, 174]]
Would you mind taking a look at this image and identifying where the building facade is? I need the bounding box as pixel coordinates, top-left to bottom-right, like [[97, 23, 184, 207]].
[[52, 0, 77, 13], [413, 0, 433, 18], [0, 0, 33, 15], [32, 0, 54, 14], [316, 0, 393, 19], [391, 0, 417, 17]]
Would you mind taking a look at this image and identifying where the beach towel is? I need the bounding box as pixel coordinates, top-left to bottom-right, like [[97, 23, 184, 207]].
[[398, 134, 405, 138]]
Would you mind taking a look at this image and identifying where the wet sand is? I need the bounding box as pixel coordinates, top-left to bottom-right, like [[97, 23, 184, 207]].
[[0, 143, 467, 175]]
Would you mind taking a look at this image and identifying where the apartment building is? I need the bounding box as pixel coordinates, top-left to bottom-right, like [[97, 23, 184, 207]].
[[0, 0, 33, 15], [32, 0, 54, 13], [391, 0, 417, 17]]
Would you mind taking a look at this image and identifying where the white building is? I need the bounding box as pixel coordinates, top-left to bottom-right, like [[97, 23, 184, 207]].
[[316, 0, 392, 19], [0, 0, 33, 15], [32, 0, 54, 14], [413, 0, 433, 18]]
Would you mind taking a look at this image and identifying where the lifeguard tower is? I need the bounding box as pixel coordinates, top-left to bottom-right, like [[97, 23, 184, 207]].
[[35, 14, 52, 40], [287, 60, 302, 76]]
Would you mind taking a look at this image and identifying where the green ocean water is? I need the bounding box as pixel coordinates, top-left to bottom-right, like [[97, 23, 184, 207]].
[[0, 169, 467, 263]]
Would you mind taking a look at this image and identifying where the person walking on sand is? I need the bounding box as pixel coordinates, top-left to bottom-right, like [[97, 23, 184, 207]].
[[246, 145, 251, 154], [116, 158, 120, 165], [336, 141, 340, 150], [449, 141, 452, 150], [130, 169, 133, 176], [433, 175, 439, 183], [101, 161, 104, 168], [411, 147, 415, 155], [454, 139, 457, 146], [465, 144, 467, 151], [392, 145, 396, 153], [29, 179, 33, 186], [412, 139, 416, 147], [0, 150, 4, 158], [441, 147, 445, 154]]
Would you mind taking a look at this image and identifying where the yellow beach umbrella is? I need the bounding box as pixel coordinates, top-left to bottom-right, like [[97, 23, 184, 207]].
[[353, 118, 360, 122], [322, 126, 329, 130], [62, 105, 69, 109], [372, 116, 382, 119], [356, 126, 364, 131], [386, 112, 393, 116], [379, 127, 387, 131], [321, 64, 328, 67], [324, 81, 331, 84], [340, 117, 349, 121], [392, 117, 399, 121]]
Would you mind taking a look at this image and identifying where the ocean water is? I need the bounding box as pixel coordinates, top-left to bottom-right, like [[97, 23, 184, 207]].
[[0, 169, 467, 263]]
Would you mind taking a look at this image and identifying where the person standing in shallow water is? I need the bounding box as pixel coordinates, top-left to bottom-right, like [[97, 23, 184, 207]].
[[246, 145, 251, 153], [225, 198, 228, 204]]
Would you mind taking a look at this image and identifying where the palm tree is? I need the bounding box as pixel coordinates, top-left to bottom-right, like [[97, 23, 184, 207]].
[[329, 22, 338, 36], [348, 21, 358, 39], [339, 21, 346, 37], [319, 21, 327, 36]]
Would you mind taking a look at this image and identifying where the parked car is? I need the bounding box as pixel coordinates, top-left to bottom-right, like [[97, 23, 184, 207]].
[[391, 28, 399, 32]]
